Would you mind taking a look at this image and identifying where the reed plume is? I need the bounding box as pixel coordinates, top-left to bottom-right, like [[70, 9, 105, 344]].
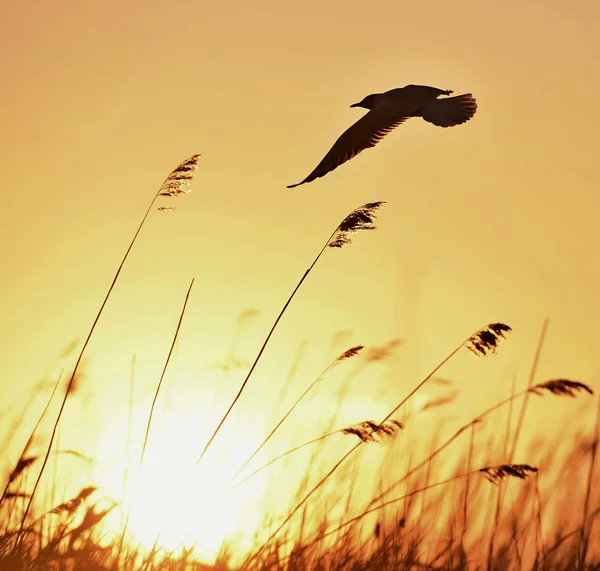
[[197, 202, 386, 465], [479, 464, 538, 484], [20, 155, 200, 531], [466, 323, 512, 357], [327, 202, 385, 248], [529, 379, 594, 397], [48, 487, 97, 516], [6, 458, 37, 488], [341, 420, 404, 444], [157, 155, 200, 197]]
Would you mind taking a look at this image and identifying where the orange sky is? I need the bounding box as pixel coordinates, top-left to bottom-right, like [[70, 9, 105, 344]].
[[1, 0, 600, 557]]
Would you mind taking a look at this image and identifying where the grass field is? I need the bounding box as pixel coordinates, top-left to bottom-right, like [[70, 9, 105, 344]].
[[1, 156, 598, 570]]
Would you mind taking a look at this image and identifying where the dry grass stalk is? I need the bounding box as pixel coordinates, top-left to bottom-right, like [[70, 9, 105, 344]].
[[229, 345, 364, 484], [276, 463, 539, 564], [116, 279, 195, 561], [580, 392, 600, 566], [244, 322, 514, 566], [198, 203, 386, 466], [0, 373, 62, 511], [21, 155, 201, 530], [509, 319, 548, 464]]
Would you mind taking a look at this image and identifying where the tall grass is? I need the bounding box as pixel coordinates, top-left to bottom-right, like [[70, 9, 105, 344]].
[[1, 155, 599, 571], [18, 155, 201, 530]]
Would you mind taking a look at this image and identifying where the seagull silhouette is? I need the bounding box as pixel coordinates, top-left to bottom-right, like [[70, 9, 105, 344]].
[[287, 84, 477, 188]]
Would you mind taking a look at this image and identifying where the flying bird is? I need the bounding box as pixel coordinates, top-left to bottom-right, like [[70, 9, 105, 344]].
[[287, 84, 477, 188]]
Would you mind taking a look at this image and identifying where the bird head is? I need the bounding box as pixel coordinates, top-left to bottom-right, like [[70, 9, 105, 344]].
[[350, 94, 378, 110]]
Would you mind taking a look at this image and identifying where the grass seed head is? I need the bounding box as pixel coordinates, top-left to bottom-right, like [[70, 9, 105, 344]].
[[529, 379, 594, 398], [158, 154, 201, 197], [336, 345, 364, 362], [8, 457, 38, 485], [342, 419, 404, 443], [466, 323, 512, 357], [480, 463, 538, 484], [328, 201, 385, 248]]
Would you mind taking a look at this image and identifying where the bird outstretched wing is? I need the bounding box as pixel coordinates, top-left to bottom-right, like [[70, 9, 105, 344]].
[[421, 94, 477, 127], [287, 106, 409, 188]]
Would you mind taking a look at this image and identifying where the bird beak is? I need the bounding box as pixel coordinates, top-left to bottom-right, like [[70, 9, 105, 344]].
[[350, 102, 360, 108]]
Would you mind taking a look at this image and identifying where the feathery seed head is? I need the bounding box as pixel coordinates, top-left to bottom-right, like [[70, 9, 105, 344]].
[[8, 457, 37, 485], [529, 379, 594, 398], [49, 486, 98, 515], [466, 323, 512, 357], [480, 464, 537, 484], [365, 339, 404, 363], [336, 345, 364, 362], [341, 419, 404, 443], [328, 201, 385, 248], [157, 154, 201, 198]]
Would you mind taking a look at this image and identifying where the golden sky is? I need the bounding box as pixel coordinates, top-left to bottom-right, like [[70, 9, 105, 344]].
[[1, 0, 600, 558]]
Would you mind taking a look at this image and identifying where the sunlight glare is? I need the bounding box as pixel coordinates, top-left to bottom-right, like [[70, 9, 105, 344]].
[[97, 404, 267, 563]]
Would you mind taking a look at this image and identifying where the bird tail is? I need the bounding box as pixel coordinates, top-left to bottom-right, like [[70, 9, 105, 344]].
[[422, 94, 477, 127]]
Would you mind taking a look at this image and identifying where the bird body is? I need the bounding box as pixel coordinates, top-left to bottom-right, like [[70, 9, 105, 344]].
[[287, 84, 477, 188]]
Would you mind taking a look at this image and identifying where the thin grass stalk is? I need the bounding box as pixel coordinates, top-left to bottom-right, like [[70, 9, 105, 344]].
[[139, 279, 194, 471], [197, 202, 385, 465], [229, 346, 362, 484], [196, 256, 323, 466], [0, 389, 41, 463], [419, 433, 437, 518], [0, 372, 62, 509], [509, 319, 549, 462], [123, 355, 136, 513], [233, 429, 355, 488], [19, 155, 200, 532], [246, 375, 592, 568], [117, 279, 194, 562], [278, 465, 538, 564], [242, 323, 507, 568], [461, 419, 476, 553], [364, 378, 575, 514], [534, 472, 545, 567], [487, 377, 516, 571], [580, 390, 600, 566]]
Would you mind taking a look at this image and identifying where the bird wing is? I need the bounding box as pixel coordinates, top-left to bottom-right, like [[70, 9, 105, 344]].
[[421, 94, 477, 127], [287, 106, 410, 188]]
